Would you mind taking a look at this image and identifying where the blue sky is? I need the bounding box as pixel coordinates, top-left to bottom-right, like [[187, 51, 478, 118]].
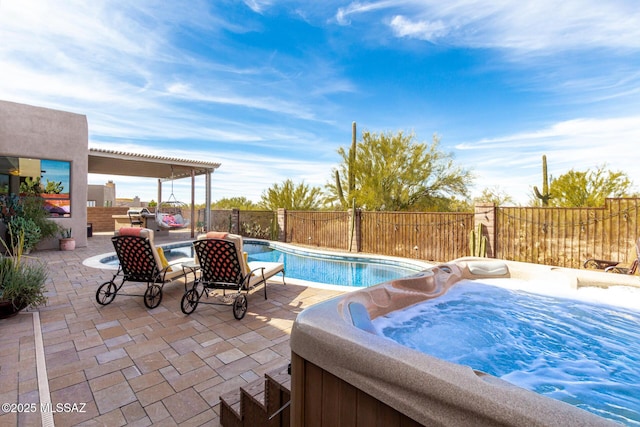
[[2, 1, 639, 205]]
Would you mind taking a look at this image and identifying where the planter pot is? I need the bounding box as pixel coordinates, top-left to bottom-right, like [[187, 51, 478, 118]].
[[0, 300, 27, 319], [59, 238, 76, 251]]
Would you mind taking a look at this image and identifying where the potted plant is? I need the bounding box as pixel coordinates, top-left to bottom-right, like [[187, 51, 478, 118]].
[[0, 230, 48, 319], [59, 227, 75, 251]]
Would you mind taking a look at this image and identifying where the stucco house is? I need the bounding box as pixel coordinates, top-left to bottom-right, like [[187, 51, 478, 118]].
[[0, 100, 89, 249]]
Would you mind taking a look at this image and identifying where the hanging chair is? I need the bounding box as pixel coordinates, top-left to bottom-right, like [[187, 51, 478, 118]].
[[156, 177, 191, 230]]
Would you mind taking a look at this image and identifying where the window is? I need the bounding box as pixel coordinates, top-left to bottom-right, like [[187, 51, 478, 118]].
[[0, 156, 72, 217]]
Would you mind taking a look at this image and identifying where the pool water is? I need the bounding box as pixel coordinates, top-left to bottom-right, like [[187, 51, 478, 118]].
[[244, 243, 418, 287], [101, 241, 419, 288], [374, 280, 640, 425]]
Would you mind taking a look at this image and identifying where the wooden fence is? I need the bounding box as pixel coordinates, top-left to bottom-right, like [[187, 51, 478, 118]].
[[173, 198, 640, 270], [495, 198, 640, 268], [279, 199, 640, 269], [360, 211, 473, 261], [284, 211, 351, 250]]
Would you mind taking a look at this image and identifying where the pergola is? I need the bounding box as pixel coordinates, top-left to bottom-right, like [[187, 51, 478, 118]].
[[88, 148, 221, 237]]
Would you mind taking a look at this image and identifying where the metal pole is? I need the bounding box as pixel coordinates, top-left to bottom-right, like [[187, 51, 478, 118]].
[[191, 169, 196, 238], [157, 179, 162, 212], [205, 170, 212, 232]]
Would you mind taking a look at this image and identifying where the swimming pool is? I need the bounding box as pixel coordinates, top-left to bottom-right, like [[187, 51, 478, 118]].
[[244, 241, 425, 287], [83, 239, 429, 288], [375, 279, 640, 425], [291, 258, 639, 426]]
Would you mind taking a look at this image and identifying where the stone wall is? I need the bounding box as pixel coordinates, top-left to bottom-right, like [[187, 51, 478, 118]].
[[87, 207, 130, 232]]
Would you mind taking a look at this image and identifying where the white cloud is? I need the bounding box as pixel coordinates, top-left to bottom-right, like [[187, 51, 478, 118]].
[[335, 0, 640, 53], [388, 16, 448, 41], [335, 0, 400, 25], [458, 115, 640, 203], [243, 0, 273, 14], [165, 81, 322, 122]]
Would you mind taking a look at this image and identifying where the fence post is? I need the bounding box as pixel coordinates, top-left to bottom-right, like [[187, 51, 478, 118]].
[[347, 208, 362, 252], [231, 208, 240, 234], [355, 209, 362, 252], [474, 203, 496, 258], [348, 209, 353, 252], [277, 208, 287, 242]]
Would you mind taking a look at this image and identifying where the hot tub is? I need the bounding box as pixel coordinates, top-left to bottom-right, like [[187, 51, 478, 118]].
[[290, 258, 638, 426]]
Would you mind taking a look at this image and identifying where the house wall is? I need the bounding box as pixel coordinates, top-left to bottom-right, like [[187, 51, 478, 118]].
[[0, 100, 88, 249], [88, 181, 116, 207]]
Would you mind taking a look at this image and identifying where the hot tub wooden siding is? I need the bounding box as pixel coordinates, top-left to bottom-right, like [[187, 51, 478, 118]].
[[291, 353, 423, 427]]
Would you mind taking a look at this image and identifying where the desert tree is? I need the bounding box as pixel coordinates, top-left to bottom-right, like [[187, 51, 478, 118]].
[[259, 179, 323, 211], [212, 197, 258, 210], [547, 164, 634, 207], [326, 131, 472, 211]]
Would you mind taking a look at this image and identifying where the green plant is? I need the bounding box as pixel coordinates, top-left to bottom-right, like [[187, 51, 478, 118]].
[[60, 227, 72, 239], [241, 221, 271, 239], [0, 194, 22, 223], [469, 223, 487, 257], [533, 154, 552, 206], [0, 230, 48, 311], [8, 216, 41, 253], [20, 195, 61, 242], [334, 121, 358, 208], [1, 194, 59, 252]]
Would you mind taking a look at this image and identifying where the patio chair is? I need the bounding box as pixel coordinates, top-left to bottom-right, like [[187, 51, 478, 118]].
[[180, 232, 285, 319], [96, 227, 188, 309], [583, 238, 640, 275]]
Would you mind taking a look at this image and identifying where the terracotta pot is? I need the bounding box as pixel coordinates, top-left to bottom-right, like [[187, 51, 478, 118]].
[[59, 238, 76, 251]]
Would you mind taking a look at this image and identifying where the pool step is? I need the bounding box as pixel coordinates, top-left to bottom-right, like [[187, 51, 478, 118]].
[[220, 363, 291, 427]]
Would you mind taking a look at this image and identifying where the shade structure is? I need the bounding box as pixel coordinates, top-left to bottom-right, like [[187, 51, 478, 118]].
[[88, 148, 221, 236]]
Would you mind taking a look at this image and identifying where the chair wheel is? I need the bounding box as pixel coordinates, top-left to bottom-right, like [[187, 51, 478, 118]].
[[233, 294, 248, 320], [96, 281, 117, 305], [144, 284, 162, 309], [181, 289, 199, 315]]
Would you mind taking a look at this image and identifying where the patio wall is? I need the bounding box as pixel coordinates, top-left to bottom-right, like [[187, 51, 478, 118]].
[[87, 207, 130, 232]]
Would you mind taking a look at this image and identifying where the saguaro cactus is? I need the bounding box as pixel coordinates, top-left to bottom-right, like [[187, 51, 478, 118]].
[[533, 154, 552, 206], [348, 121, 356, 194], [336, 121, 357, 208], [469, 223, 487, 257]]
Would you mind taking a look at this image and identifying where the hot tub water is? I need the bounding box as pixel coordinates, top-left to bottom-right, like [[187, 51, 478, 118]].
[[374, 279, 640, 425]]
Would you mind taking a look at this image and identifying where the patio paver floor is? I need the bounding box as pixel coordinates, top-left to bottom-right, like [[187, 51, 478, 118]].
[[0, 231, 344, 426]]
